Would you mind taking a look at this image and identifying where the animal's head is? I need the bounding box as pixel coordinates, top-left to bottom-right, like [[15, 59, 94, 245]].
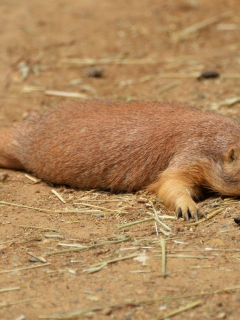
[[221, 146, 240, 195]]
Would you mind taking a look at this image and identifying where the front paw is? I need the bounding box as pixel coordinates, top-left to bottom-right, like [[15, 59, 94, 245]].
[[176, 202, 204, 222]]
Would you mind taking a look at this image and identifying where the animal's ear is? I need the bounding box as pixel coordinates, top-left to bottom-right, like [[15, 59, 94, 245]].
[[224, 147, 239, 163]]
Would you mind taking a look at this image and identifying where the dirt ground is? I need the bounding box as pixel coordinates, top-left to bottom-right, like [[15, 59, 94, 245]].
[[1, 0, 240, 319]]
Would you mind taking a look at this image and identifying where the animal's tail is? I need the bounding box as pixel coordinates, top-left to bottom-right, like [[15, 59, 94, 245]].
[[0, 128, 24, 169]]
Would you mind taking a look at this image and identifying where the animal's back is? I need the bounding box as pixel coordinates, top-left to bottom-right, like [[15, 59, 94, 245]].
[[11, 100, 182, 190]]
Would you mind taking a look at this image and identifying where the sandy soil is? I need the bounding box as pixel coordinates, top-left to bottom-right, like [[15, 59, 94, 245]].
[[1, 0, 240, 319]]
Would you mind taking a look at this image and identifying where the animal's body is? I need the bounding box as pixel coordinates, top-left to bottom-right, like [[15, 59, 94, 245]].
[[1, 100, 240, 221]]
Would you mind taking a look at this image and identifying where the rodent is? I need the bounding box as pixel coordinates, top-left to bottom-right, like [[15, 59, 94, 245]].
[[1, 100, 240, 221]]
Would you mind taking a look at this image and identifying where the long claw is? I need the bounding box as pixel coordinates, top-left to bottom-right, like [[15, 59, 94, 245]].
[[176, 208, 182, 219], [194, 213, 199, 221]]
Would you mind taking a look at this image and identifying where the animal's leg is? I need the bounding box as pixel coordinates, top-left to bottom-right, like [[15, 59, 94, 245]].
[[0, 129, 24, 169], [148, 170, 203, 221]]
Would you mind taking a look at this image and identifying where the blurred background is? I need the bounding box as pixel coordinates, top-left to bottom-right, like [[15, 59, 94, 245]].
[[0, 0, 240, 122]]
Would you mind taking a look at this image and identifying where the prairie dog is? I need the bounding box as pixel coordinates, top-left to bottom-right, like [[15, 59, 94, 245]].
[[1, 100, 240, 221]]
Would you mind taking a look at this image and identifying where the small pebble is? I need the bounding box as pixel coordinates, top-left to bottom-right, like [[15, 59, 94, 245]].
[[29, 257, 39, 262], [87, 66, 104, 78], [216, 312, 226, 319], [234, 217, 240, 225], [197, 71, 220, 80], [102, 308, 112, 316], [0, 172, 9, 182]]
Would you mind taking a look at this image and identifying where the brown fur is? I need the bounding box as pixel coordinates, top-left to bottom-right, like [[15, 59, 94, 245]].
[[1, 100, 240, 221]]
